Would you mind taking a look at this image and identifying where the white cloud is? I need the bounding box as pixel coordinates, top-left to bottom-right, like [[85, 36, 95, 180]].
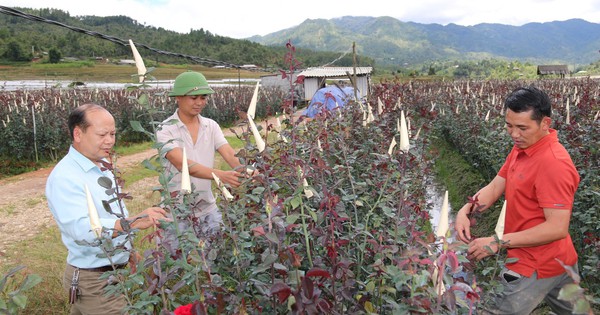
[[2, 0, 599, 38]]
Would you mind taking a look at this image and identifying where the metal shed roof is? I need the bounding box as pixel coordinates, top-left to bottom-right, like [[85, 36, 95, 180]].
[[299, 67, 373, 78], [537, 65, 569, 75]]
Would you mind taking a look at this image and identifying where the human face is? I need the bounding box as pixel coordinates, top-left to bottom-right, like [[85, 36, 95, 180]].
[[73, 109, 116, 162], [176, 95, 208, 117], [504, 108, 550, 149]]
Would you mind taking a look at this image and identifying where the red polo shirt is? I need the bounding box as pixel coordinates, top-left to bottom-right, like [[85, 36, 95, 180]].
[[498, 129, 580, 278]]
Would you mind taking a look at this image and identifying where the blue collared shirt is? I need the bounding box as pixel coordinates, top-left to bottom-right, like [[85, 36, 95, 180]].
[[46, 146, 130, 268]]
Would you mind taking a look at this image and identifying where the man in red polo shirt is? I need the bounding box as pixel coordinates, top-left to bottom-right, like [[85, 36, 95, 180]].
[[454, 86, 580, 314]]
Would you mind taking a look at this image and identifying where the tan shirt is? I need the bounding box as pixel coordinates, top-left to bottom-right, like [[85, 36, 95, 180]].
[[156, 109, 228, 212]]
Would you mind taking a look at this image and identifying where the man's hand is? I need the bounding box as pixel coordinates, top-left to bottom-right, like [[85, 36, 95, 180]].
[[454, 205, 473, 243], [467, 236, 499, 261], [214, 169, 243, 188], [130, 207, 171, 230]]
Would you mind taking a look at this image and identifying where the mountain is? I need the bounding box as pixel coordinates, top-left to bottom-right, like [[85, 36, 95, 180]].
[[248, 16, 600, 67]]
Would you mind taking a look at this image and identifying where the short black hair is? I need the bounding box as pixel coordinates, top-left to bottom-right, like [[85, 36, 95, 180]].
[[504, 86, 552, 123], [67, 104, 106, 140]]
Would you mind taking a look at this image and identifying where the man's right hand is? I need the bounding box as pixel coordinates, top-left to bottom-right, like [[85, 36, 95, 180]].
[[214, 169, 243, 188], [454, 205, 472, 243], [131, 207, 171, 230]]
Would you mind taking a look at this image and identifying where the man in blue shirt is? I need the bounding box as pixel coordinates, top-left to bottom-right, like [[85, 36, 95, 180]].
[[46, 103, 169, 314]]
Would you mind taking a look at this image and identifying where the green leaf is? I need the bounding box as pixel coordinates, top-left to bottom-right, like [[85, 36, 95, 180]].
[[289, 195, 302, 209], [137, 93, 149, 106], [558, 283, 583, 300], [286, 214, 300, 224], [265, 232, 279, 244], [142, 159, 158, 172], [505, 257, 519, 264], [19, 274, 42, 291], [130, 120, 145, 133], [11, 294, 27, 309], [572, 298, 591, 314], [97, 176, 113, 189]]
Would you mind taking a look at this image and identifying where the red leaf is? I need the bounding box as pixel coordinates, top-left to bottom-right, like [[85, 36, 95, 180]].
[[285, 223, 299, 232], [270, 282, 292, 303], [251, 226, 266, 236], [446, 251, 460, 272], [306, 268, 331, 278], [337, 240, 350, 246]]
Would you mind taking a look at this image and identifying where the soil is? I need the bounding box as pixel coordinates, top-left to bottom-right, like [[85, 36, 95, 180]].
[[0, 111, 303, 258], [0, 149, 156, 255]]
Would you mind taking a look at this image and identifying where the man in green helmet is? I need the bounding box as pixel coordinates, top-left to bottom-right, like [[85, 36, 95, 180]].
[[156, 71, 244, 234]]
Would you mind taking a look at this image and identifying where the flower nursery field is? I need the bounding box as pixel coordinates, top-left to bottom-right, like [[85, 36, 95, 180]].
[[1, 76, 598, 314]]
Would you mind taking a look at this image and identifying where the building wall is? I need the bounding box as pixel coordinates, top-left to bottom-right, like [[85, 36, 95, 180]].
[[303, 76, 370, 102]]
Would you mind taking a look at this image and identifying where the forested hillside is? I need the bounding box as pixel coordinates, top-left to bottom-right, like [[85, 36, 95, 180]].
[[251, 16, 600, 67], [0, 7, 373, 69]]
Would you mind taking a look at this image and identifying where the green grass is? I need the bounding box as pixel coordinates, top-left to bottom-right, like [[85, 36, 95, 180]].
[[0, 62, 265, 82], [429, 135, 502, 238], [114, 141, 153, 156], [0, 203, 16, 215]]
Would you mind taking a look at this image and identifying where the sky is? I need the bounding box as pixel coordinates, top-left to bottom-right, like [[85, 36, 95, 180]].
[[2, 0, 600, 39]]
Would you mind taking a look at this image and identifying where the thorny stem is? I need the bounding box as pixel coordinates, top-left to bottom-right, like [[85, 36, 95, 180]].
[[339, 138, 360, 231], [220, 202, 242, 282], [299, 200, 314, 268], [357, 173, 392, 280]]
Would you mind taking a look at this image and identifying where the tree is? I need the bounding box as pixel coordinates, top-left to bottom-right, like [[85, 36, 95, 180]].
[[428, 65, 436, 75], [2, 41, 31, 62], [48, 47, 62, 63]]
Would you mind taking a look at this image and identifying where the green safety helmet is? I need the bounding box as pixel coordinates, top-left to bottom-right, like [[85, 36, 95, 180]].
[[168, 71, 215, 97]]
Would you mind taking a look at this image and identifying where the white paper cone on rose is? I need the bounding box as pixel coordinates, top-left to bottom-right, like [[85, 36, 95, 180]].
[[180, 147, 191, 194], [414, 127, 421, 140], [247, 81, 260, 119], [211, 172, 234, 201], [85, 184, 102, 238], [377, 97, 384, 115], [435, 190, 449, 238], [248, 115, 266, 152], [399, 110, 410, 153], [297, 166, 314, 198], [495, 200, 507, 240], [565, 98, 570, 125], [388, 137, 397, 155], [128, 39, 146, 83], [367, 104, 375, 123]]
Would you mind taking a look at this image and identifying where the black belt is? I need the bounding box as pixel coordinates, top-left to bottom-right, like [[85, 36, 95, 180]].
[[72, 264, 127, 272]]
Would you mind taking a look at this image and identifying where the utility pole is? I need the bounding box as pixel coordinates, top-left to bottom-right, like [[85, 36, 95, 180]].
[[352, 42, 358, 101]]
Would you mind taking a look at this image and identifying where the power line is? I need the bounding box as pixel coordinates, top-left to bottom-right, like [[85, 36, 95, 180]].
[[0, 5, 243, 69], [0, 5, 354, 72]]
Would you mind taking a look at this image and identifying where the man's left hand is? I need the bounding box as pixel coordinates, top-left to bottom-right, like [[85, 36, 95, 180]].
[[467, 236, 500, 260]]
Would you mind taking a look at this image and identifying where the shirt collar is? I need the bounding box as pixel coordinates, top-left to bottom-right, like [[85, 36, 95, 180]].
[[173, 109, 204, 129], [68, 145, 105, 173], [516, 128, 558, 157]]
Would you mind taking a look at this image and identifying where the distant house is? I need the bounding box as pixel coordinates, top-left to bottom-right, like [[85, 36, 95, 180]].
[[118, 59, 136, 65], [298, 67, 373, 102], [537, 65, 569, 78], [240, 64, 258, 70]]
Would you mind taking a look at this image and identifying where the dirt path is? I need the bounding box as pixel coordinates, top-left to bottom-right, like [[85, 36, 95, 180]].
[[0, 149, 157, 254], [0, 111, 303, 256]]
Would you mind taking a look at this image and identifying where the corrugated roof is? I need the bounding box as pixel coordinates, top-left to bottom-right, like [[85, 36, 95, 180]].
[[537, 65, 569, 75], [299, 67, 373, 78]]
